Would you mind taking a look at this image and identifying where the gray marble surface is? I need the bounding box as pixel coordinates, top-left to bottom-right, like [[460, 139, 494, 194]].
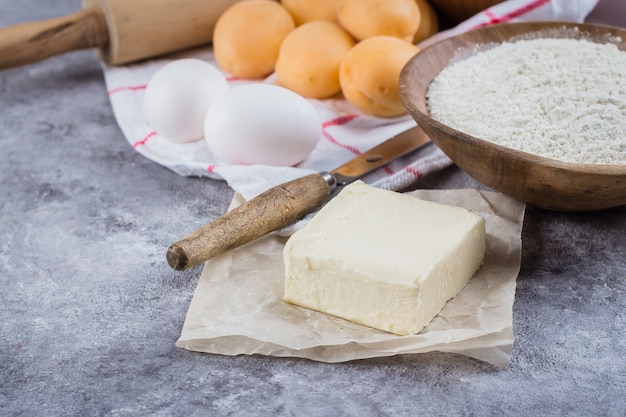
[[1, 1, 625, 416]]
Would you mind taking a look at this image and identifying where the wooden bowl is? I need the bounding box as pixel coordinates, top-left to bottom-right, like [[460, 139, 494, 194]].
[[399, 21, 626, 211]]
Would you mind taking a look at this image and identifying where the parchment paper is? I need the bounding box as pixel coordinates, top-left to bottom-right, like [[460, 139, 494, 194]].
[[176, 189, 525, 368]]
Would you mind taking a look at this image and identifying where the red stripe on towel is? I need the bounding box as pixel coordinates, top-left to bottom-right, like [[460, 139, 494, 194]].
[[108, 84, 147, 95], [405, 166, 423, 179], [321, 114, 362, 154], [320, 114, 398, 176], [471, 0, 550, 29], [322, 114, 359, 128], [322, 129, 362, 155], [133, 131, 157, 148], [383, 165, 395, 175]]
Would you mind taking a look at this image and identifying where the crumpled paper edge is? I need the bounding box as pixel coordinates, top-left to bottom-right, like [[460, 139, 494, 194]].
[[176, 189, 525, 368]]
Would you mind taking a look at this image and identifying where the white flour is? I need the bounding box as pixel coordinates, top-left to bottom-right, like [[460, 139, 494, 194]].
[[427, 37, 626, 165]]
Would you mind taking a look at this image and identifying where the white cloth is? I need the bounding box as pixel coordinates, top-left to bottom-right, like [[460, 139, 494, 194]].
[[101, 0, 598, 200]]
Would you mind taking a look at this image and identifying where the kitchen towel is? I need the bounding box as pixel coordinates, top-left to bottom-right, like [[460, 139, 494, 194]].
[[101, 0, 598, 200]]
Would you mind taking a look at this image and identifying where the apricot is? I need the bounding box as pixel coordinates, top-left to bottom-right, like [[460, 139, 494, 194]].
[[413, 0, 439, 43], [339, 36, 420, 117], [276, 21, 355, 98], [213, 0, 295, 78], [281, 0, 339, 25], [336, 0, 421, 42]]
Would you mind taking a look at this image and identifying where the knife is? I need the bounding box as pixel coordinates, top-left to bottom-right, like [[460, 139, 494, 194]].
[[166, 125, 431, 270]]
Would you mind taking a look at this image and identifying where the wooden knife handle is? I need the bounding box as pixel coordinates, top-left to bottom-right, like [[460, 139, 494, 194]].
[[166, 174, 332, 271], [0, 8, 108, 70]]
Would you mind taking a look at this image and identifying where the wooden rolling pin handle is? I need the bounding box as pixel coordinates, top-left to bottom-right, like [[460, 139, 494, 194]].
[[0, 8, 108, 70], [166, 173, 333, 271]]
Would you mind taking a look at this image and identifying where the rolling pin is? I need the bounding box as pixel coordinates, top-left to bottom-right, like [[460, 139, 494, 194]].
[[0, 0, 241, 69]]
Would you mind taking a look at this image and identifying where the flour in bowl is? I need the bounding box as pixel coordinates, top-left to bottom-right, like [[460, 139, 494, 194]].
[[427, 37, 626, 165]]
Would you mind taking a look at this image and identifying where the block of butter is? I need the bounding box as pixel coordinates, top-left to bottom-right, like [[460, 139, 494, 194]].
[[283, 181, 486, 336]]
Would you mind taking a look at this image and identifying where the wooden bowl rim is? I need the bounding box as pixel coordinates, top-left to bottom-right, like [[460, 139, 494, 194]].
[[400, 21, 626, 176]]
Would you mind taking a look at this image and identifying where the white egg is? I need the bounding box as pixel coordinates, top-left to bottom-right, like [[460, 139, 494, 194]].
[[204, 84, 321, 166], [143, 58, 229, 143]]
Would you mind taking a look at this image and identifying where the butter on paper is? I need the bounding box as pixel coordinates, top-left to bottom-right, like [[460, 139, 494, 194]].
[[284, 181, 487, 336], [176, 189, 525, 368]]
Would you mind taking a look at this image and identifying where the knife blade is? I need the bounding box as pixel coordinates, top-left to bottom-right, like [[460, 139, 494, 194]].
[[166, 125, 431, 270]]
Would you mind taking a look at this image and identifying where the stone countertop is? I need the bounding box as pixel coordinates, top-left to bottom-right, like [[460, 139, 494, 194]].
[[1, 1, 624, 416]]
